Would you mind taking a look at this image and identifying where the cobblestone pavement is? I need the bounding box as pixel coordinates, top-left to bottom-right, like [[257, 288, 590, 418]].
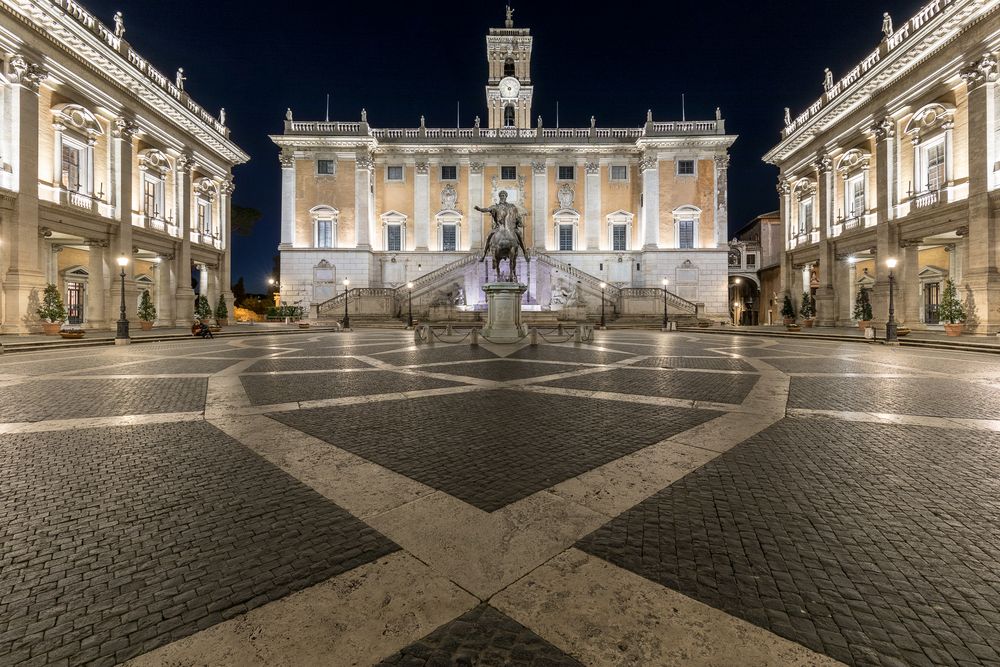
[[0, 330, 999, 666]]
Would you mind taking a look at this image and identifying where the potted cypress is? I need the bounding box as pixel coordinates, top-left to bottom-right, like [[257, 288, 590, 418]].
[[799, 291, 816, 328], [194, 295, 212, 324], [137, 290, 156, 331], [938, 279, 966, 337], [214, 294, 228, 327], [780, 294, 796, 326], [853, 289, 873, 331], [36, 284, 67, 335]]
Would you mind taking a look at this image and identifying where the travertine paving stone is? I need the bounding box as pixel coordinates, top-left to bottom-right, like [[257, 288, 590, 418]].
[[0, 378, 207, 421], [760, 357, 911, 375], [509, 345, 632, 365], [240, 369, 468, 405], [541, 367, 759, 404], [373, 344, 499, 366], [578, 417, 1000, 667], [378, 604, 584, 666], [271, 389, 719, 512], [428, 360, 576, 381], [0, 421, 397, 667], [86, 358, 240, 375], [789, 376, 1000, 418], [631, 356, 758, 372], [245, 356, 375, 373]]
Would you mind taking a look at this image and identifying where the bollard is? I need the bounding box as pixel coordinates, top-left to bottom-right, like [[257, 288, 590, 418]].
[[574, 326, 582, 343], [557, 323, 564, 335], [446, 323, 453, 335], [413, 325, 423, 344], [530, 328, 538, 346], [470, 328, 479, 346], [425, 324, 435, 344]]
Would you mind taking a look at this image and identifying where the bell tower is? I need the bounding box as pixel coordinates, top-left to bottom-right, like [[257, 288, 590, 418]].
[[486, 6, 533, 130]]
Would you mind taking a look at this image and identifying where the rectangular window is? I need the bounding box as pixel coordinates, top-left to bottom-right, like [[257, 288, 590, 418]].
[[678, 219, 694, 249], [610, 165, 628, 181], [677, 160, 695, 176], [558, 165, 575, 180], [746, 253, 757, 268], [558, 224, 574, 251], [317, 159, 335, 175], [387, 165, 404, 181], [799, 200, 813, 234], [847, 175, 866, 218], [387, 225, 402, 251], [143, 178, 158, 217], [316, 220, 333, 248], [501, 165, 517, 180], [198, 201, 212, 235], [61, 143, 81, 190], [441, 225, 457, 251], [612, 224, 627, 251], [926, 141, 946, 191], [440, 165, 457, 180]]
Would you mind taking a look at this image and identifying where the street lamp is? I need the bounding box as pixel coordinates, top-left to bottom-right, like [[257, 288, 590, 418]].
[[661, 277, 670, 330], [599, 282, 607, 329], [116, 256, 130, 344], [342, 278, 351, 329], [406, 281, 414, 328], [886, 257, 898, 343]]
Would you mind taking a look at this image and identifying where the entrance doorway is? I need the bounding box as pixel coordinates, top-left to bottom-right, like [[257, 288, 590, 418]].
[[66, 282, 84, 324], [924, 282, 940, 324]]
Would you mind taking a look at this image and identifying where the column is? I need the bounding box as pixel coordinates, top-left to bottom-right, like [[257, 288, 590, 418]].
[[530, 160, 547, 250], [776, 178, 792, 298], [111, 116, 136, 277], [86, 241, 107, 329], [2, 55, 48, 332], [197, 263, 209, 298], [220, 178, 235, 316], [354, 152, 373, 248], [836, 259, 856, 325], [899, 243, 920, 326], [584, 160, 600, 250], [279, 151, 295, 246], [713, 155, 730, 248], [871, 115, 899, 327], [961, 57, 1000, 333], [640, 154, 659, 249], [155, 253, 175, 326], [468, 161, 485, 249], [174, 153, 194, 324], [814, 155, 836, 326], [413, 159, 430, 250]]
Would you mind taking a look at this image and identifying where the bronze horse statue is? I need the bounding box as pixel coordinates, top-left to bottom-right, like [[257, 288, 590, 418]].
[[475, 190, 528, 283]]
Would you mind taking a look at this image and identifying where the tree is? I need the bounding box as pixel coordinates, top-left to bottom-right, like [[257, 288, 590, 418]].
[[853, 288, 873, 321], [780, 294, 796, 320], [231, 205, 263, 237], [137, 290, 157, 322], [232, 276, 247, 306], [37, 284, 67, 323], [799, 291, 815, 319], [215, 294, 228, 321], [194, 295, 212, 320], [938, 279, 966, 324]]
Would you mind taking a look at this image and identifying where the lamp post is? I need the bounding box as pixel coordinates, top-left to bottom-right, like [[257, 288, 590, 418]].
[[406, 281, 414, 328], [115, 256, 130, 344], [661, 277, 670, 330], [885, 258, 898, 343], [733, 277, 742, 326], [599, 282, 607, 329], [342, 278, 351, 329]]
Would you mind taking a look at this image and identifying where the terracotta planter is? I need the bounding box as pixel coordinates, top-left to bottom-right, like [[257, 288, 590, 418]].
[[786, 324, 801, 332], [59, 332, 84, 339], [897, 327, 911, 337], [858, 320, 872, 331], [801, 318, 815, 328], [298, 322, 310, 329], [943, 323, 963, 337], [140, 321, 154, 331], [42, 322, 62, 335], [217, 318, 228, 326]]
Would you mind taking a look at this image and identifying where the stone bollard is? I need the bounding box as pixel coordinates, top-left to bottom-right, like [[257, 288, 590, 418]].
[[557, 323, 564, 335], [530, 328, 538, 346], [574, 326, 582, 343], [446, 323, 453, 335], [425, 324, 435, 344], [470, 328, 479, 346], [413, 325, 423, 345]]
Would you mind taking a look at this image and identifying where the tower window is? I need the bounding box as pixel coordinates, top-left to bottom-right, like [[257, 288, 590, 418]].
[[503, 105, 516, 127], [441, 165, 457, 180], [317, 159, 336, 175], [558, 166, 575, 180], [501, 165, 517, 180], [504, 57, 515, 77], [387, 165, 404, 181], [677, 160, 695, 175]]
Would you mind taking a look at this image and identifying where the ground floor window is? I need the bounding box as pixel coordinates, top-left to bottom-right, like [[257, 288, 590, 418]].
[[387, 225, 402, 252], [441, 224, 457, 251], [558, 224, 574, 251], [611, 224, 627, 251], [678, 219, 695, 249]]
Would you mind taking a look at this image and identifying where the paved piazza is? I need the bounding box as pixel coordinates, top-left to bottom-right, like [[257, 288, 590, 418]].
[[1, 331, 1000, 666]]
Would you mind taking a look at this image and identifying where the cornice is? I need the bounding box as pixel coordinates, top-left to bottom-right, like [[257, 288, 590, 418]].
[[1, 0, 248, 166]]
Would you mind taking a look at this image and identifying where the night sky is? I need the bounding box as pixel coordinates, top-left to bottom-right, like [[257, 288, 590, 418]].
[[78, 0, 927, 291]]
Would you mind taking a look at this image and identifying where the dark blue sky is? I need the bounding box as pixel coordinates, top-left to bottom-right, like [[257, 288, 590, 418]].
[[81, 0, 926, 291]]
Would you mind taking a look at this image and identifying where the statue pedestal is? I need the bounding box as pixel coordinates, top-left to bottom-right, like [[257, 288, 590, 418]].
[[481, 282, 527, 343]]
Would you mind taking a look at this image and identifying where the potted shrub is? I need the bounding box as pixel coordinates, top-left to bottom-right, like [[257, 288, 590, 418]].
[[59, 324, 85, 339], [194, 295, 212, 322], [37, 283, 67, 335], [938, 279, 965, 337], [799, 292, 816, 328], [137, 290, 156, 331], [853, 289, 873, 331], [780, 294, 796, 325], [214, 295, 228, 327]]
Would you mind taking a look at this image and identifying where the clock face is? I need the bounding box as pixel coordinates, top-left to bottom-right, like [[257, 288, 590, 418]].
[[499, 76, 520, 99]]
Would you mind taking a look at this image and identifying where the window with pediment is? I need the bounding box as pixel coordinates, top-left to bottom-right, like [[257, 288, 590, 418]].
[[904, 103, 955, 194]]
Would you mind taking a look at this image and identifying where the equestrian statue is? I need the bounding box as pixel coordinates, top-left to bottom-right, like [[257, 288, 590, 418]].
[[475, 190, 528, 283]]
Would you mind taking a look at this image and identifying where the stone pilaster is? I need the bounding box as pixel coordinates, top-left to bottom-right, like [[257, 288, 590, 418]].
[[584, 160, 600, 250], [279, 151, 295, 247], [714, 154, 730, 248], [220, 178, 235, 315], [355, 152, 374, 249], [899, 242, 921, 327], [85, 241, 108, 329], [469, 161, 485, 249], [814, 155, 836, 326], [531, 161, 547, 250], [776, 177, 792, 298], [413, 159, 429, 251], [174, 153, 194, 324], [640, 154, 659, 249], [871, 115, 900, 327]]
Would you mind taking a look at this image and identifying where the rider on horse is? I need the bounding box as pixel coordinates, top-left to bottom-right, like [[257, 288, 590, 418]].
[[475, 190, 528, 261]]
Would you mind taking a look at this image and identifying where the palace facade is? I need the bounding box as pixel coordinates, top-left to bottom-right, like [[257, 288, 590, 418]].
[[0, 0, 248, 332], [764, 0, 1000, 333], [271, 10, 736, 323]]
